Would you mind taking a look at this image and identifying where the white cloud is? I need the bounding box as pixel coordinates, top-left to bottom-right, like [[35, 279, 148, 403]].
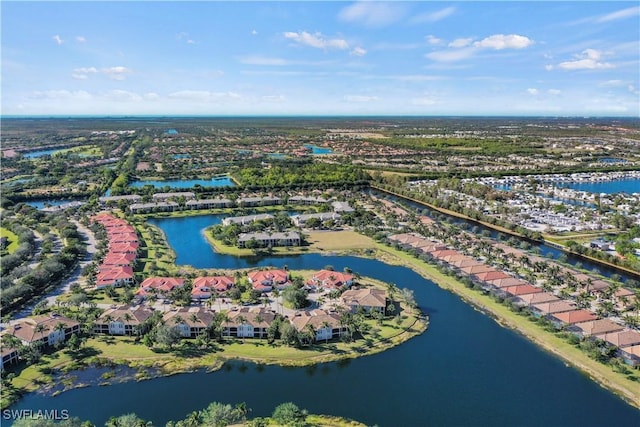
[[426, 47, 476, 62], [344, 95, 379, 102], [75, 36, 86, 43], [527, 88, 539, 95], [284, 31, 349, 50], [53, 35, 63, 45], [426, 35, 443, 46], [557, 49, 614, 70], [350, 46, 367, 57], [106, 90, 142, 102], [411, 6, 456, 23], [262, 95, 285, 102], [187, 40, 196, 44], [31, 90, 91, 100], [545, 64, 554, 71], [103, 66, 132, 80], [239, 55, 289, 66], [144, 93, 160, 101], [251, 30, 258, 36], [74, 67, 98, 74], [473, 34, 533, 50], [168, 90, 242, 102], [600, 79, 625, 86], [448, 38, 474, 48], [411, 96, 438, 106], [71, 74, 89, 80], [338, 1, 407, 27], [548, 89, 562, 95], [595, 6, 640, 23]]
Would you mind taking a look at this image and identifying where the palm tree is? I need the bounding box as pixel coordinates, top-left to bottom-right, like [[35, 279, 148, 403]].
[[254, 314, 265, 339], [237, 315, 248, 343], [305, 324, 316, 346], [321, 320, 332, 344]]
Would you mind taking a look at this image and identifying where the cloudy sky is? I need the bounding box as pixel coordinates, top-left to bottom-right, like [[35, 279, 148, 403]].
[[2, 1, 639, 116]]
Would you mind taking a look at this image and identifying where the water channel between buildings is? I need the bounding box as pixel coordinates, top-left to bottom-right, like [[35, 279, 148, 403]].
[[9, 213, 640, 426]]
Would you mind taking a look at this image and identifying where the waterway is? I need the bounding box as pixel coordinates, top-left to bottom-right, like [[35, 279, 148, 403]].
[[22, 149, 63, 159], [556, 178, 640, 194], [375, 191, 631, 281], [10, 250, 640, 426], [129, 176, 235, 189]]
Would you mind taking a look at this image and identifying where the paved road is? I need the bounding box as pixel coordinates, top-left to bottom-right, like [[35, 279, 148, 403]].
[[10, 220, 98, 320]]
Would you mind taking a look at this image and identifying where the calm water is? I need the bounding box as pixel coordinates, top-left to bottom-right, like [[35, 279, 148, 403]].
[[129, 176, 235, 189], [303, 144, 333, 155], [22, 149, 63, 159], [25, 199, 81, 209], [557, 178, 640, 194], [10, 244, 640, 425]]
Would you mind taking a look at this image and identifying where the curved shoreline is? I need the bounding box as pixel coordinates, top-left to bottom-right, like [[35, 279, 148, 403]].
[[371, 243, 640, 409]]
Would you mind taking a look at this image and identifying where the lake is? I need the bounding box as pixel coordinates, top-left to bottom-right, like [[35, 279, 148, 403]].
[[22, 149, 63, 159], [557, 178, 640, 194], [129, 176, 236, 189], [303, 144, 333, 155], [11, 214, 637, 426], [10, 246, 639, 425]]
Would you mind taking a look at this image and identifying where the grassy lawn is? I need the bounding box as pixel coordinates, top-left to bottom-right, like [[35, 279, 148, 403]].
[[0, 226, 19, 254], [306, 231, 376, 251], [204, 230, 377, 257], [374, 242, 640, 409]]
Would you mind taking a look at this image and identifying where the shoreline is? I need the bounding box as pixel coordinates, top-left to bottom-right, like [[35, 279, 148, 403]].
[[1, 278, 426, 409], [370, 243, 640, 409]]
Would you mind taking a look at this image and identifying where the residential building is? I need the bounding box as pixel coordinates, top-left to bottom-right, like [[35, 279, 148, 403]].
[[237, 231, 301, 248], [341, 288, 387, 315], [223, 307, 276, 338], [290, 310, 347, 342], [93, 305, 155, 336], [163, 307, 215, 338], [247, 269, 290, 292], [192, 276, 235, 299], [306, 270, 354, 291], [7, 314, 80, 347]]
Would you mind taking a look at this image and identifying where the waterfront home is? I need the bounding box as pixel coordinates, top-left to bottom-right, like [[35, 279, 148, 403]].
[[341, 288, 387, 315], [619, 345, 640, 367], [95, 265, 135, 288], [152, 192, 195, 201], [288, 195, 328, 205], [0, 346, 20, 371], [109, 241, 140, 254], [237, 196, 282, 207], [531, 300, 577, 317], [7, 313, 80, 347], [600, 330, 640, 349], [136, 277, 185, 298], [488, 277, 528, 289], [185, 198, 233, 210], [613, 288, 637, 312], [223, 307, 276, 338], [102, 252, 137, 267], [501, 284, 543, 298], [222, 213, 273, 226], [549, 310, 598, 328], [568, 319, 624, 338], [237, 231, 301, 248], [129, 201, 179, 214], [306, 270, 354, 291], [512, 292, 559, 307], [247, 269, 290, 292], [290, 310, 346, 342], [93, 305, 155, 336], [191, 276, 235, 299], [290, 212, 341, 227], [472, 270, 511, 283], [163, 307, 215, 338]]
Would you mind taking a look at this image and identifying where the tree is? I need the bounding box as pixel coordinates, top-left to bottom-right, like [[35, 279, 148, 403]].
[[155, 324, 181, 349], [282, 286, 308, 309], [272, 402, 307, 426], [105, 413, 149, 427]]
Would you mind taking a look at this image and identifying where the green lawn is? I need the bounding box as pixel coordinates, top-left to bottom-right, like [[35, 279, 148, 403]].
[[0, 227, 19, 254]]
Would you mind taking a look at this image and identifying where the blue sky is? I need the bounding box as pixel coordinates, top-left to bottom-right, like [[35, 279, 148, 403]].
[[2, 1, 639, 116]]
